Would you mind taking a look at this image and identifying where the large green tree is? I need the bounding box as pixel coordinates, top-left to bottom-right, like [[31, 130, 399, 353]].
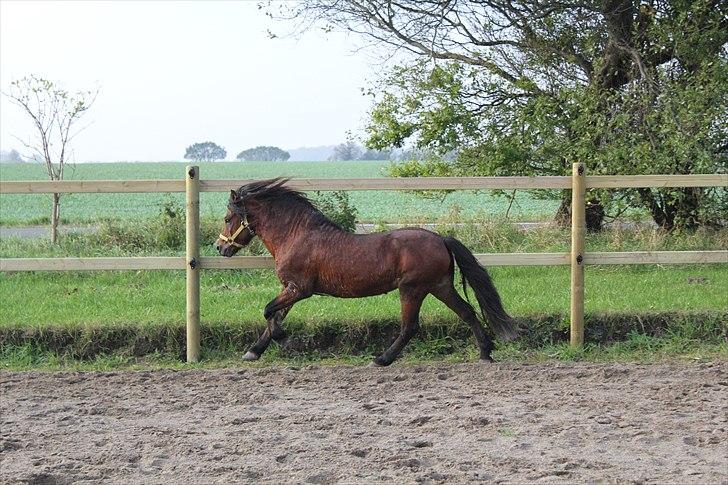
[[276, 0, 728, 230]]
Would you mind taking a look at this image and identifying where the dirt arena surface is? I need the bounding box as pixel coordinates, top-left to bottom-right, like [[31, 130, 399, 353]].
[[1, 362, 726, 484]]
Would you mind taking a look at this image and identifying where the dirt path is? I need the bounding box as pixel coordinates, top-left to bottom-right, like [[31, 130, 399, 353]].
[[1, 362, 726, 484]]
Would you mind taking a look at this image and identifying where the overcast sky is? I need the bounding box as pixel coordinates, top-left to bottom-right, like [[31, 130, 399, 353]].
[[0, 1, 380, 162]]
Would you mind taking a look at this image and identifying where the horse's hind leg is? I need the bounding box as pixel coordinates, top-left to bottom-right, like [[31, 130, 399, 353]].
[[431, 283, 495, 362], [373, 287, 426, 366]]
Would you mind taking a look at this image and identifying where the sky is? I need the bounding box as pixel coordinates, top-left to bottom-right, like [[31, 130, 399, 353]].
[[0, 1, 381, 162]]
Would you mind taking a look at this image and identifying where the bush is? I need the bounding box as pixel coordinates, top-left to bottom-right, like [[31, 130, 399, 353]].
[[311, 191, 358, 232], [97, 197, 185, 252], [155, 198, 185, 249]]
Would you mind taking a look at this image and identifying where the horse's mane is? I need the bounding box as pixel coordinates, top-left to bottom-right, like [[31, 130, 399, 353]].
[[235, 178, 343, 231], [236, 177, 305, 204]]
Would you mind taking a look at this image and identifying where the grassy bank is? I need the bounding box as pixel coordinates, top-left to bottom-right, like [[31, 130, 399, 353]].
[[3, 328, 726, 371], [2, 215, 726, 257]]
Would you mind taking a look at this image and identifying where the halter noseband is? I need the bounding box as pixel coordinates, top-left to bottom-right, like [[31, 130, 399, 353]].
[[218, 200, 255, 248]]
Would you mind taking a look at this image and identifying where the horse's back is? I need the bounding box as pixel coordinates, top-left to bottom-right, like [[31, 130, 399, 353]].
[[304, 227, 452, 297]]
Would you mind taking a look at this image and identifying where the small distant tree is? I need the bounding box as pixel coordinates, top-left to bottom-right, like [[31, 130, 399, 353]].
[[5, 76, 96, 243], [358, 148, 391, 161], [184, 142, 226, 162], [236, 146, 290, 161], [329, 141, 362, 161], [0, 149, 23, 163]]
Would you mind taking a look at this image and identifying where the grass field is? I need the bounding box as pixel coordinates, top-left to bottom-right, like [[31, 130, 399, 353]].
[[1, 264, 726, 370], [1, 162, 726, 369], [0, 161, 560, 224]]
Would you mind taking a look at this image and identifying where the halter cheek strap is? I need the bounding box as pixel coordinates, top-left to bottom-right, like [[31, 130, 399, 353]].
[[218, 213, 254, 248]]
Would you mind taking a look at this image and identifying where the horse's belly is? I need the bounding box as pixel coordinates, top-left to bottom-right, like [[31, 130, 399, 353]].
[[315, 270, 398, 298]]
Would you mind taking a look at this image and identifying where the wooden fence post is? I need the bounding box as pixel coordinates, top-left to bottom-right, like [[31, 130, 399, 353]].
[[186, 166, 201, 362], [570, 162, 586, 347]]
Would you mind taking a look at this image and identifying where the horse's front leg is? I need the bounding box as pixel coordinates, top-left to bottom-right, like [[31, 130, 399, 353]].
[[243, 282, 308, 361], [243, 307, 290, 361]]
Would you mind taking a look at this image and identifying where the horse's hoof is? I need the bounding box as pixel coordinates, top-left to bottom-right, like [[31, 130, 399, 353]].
[[480, 356, 495, 363], [242, 351, 260, 361], [370, 357, 391, 367]]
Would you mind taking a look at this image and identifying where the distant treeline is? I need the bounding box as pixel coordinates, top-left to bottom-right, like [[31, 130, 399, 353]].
[[182, 140, 435, 162]]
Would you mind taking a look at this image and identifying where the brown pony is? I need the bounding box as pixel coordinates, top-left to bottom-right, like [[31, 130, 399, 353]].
[[215, 178, 518, 366]]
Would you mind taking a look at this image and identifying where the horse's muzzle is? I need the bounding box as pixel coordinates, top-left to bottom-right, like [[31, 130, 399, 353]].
[[216, 242, 235, 258], [214, 240, 228, 257]]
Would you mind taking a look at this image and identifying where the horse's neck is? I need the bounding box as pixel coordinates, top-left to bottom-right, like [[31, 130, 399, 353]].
[[255, 211, 346, 259], [253, 211, 311, 258]]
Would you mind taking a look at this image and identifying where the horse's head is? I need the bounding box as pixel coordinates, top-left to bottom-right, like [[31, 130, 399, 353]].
[[215, 189, 256, 257]]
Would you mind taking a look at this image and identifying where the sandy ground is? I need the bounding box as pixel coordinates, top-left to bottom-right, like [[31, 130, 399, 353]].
[[1, 362, 726, 484]]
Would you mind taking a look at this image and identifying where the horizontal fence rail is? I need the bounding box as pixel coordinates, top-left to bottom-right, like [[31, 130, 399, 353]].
[[1, 166, 727, 361], [585, 174, 728, 188], [201, 177, 573, 191], [2, 174, 727, 194], [0, 257, 186, 271], [584, 251, 728, 265], [3, 251, 726, 272], [0, 179, 185, 193]]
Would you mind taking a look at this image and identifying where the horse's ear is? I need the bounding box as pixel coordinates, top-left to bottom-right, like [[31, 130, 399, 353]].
[[230, 190, 238, 201]]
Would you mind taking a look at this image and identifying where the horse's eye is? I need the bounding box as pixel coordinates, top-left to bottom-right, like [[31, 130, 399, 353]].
[[224, 217, 231, 223]]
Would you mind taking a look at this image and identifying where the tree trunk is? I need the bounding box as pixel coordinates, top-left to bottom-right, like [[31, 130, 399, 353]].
[[554, 194, 571, 227], [554, 194, 605, 232], [649, 188, 701, 232], [675, 188, 701, 230], [585, 199, 606, 232], [638, 188, 675, 231], [50, 193, 60, 244]]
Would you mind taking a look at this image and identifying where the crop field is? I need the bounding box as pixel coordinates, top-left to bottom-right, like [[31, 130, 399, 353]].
[[0, 161, 559, 224]]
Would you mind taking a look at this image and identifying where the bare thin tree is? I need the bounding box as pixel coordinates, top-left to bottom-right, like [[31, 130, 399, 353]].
[[5, 76, 96, 243]]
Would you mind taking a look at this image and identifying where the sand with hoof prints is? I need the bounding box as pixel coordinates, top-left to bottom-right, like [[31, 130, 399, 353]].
[[1, 362, 726, 483]]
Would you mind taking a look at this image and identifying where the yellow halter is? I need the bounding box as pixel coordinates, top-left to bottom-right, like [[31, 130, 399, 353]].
[[218, 210, 254, 248]]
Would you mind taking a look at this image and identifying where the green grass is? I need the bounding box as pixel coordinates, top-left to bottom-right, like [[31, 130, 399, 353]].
[[1, 265, 725, 331], [0, 161, 559, 224], [2, 214, 725, 258], [1, 223, 725, 329]]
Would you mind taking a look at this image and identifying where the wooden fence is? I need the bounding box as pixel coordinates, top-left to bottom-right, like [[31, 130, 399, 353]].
[[1, 165, 726, 361]]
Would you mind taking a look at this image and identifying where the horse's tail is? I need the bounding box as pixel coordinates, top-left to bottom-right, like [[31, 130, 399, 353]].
[[442, 236, 519, 341]]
